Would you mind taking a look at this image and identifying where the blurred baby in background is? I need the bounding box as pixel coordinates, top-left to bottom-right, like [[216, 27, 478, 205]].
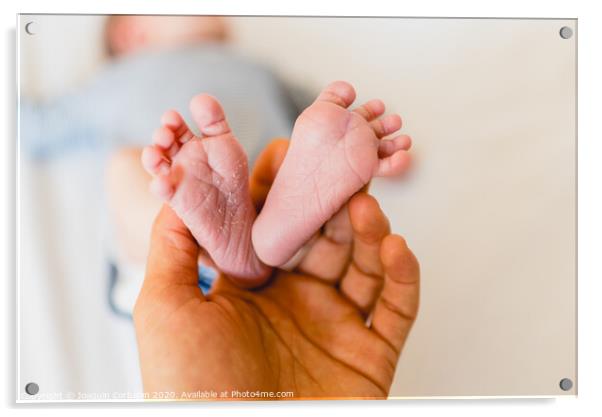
[[22, 15, 303, 161], [20, 15, 307, 315]]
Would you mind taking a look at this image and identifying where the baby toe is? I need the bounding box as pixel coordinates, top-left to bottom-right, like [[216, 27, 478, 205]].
[[153, 126, 176, 149], [149, 176, 174, 200], [378, 135, 412, 157], [162, 110, 194, 143], [371, 114, 402, 138], [189, 94, 232, 137], [375, 150, 411, 177], [353, 99, 385, 121], [141, 146, 170, 176], [160, 110, 184, 129], [316, 81, 357, 108]]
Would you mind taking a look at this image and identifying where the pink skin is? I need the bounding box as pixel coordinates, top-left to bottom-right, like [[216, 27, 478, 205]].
[[141, 95, 270, 284], [252, 81, 411, 267], [141, 81, 410, 284]]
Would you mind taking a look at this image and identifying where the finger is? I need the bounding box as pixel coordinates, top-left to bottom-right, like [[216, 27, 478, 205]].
[[296, 203, 353, 283], [139, 204, 204, 297], [339, 194, 390, 315], [133, 205, 205, 341], [370, 234, 420, 354], [249, 138, 289, 210], [370, 114, 402, 139], [352, 99, 385, 122], [378, 135, 412, 158]]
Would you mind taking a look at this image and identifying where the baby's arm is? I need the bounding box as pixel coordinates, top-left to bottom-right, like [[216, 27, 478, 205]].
[[106, 148, 162, 264]]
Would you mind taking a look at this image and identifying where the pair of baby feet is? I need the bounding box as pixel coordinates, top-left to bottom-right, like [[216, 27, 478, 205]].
[[141, 81, 411, 285]]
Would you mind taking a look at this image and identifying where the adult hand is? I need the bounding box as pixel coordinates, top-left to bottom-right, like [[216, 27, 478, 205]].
[[133, 140, 420, 400]]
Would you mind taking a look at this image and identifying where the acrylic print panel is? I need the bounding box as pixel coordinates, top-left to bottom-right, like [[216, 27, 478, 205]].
[[18, 15, 576, 400]]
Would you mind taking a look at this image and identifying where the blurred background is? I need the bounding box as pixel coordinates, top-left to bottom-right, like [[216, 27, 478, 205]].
[[18, 15, 576, 399]]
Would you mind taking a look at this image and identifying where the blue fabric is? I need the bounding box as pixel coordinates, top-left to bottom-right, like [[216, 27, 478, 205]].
[[198, 264, 218, 294], [20, 44, 300, 164]]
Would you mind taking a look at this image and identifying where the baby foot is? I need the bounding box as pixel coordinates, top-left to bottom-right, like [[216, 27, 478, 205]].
[[141, 94, 270, 283], [252, 81, 411, 266]]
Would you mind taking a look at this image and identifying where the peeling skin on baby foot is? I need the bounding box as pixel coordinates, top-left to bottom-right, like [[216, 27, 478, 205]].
[[142, 95, 271, 285], [252, 81, 412, 267]]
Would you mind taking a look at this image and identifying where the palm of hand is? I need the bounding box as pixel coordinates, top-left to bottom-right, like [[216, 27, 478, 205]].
[[136, 268, 398, 400]]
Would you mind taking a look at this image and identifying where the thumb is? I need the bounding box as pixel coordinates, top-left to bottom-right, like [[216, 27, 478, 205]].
[[249, 138, 289, 210], [140, 204, 203, 297]]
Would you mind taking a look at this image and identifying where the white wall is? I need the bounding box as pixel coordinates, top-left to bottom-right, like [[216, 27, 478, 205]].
[[230, 17, 576, 397]]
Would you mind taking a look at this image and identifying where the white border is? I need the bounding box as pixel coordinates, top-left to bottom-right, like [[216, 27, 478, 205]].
[[12, 13, 579, 406], [15, 10, 21, 410], [3, 1, 601, 416]]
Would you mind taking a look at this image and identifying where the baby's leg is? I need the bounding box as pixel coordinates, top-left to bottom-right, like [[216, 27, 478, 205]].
[[141, 95, 270, 285]]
